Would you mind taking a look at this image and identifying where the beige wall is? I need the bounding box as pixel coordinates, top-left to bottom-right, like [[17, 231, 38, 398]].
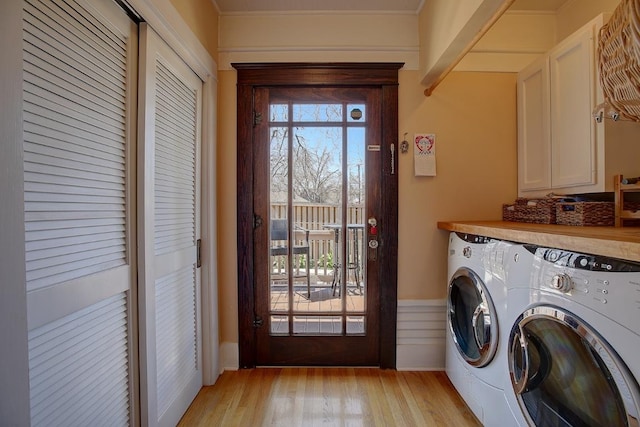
[[397, 71, 517, 300], [215, 70, 518, 342], [217, 69, 238, 344], [169, 0, 219, 62]]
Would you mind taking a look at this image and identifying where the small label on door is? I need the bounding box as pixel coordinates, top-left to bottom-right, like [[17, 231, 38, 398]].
[[367, 145, 381, 151]]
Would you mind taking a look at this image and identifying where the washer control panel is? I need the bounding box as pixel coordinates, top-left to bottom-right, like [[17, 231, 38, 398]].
[[538, 247, 640, 273], [531, 246, 640, 329]]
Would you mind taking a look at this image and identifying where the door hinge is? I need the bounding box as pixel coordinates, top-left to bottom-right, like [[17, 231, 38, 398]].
[[253, 316, 264, 328], [254, 213, 263, 229], [253, 111, 263, 127], [196, 238, 202, 268]]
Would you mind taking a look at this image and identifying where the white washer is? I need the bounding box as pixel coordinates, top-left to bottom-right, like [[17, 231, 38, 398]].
[[446, 232, 516, 426], [504, 244, 640, 426]]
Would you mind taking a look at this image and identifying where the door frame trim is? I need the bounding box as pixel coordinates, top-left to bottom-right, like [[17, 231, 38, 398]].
[[234, 62, 402, 368]]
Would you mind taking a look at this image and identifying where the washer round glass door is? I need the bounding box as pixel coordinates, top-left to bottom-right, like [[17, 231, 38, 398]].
[[448, 267, 498, 367], [509, 305, 640, 427]]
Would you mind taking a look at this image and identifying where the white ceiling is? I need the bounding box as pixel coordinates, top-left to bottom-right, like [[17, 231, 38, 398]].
[[213, 0, 570, 13]]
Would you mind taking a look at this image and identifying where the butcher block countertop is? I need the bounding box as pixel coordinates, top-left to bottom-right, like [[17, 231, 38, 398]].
[[437, 221, 640, 263]]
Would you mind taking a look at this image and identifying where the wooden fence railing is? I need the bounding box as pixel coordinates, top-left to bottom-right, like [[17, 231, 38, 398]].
[[270, 203, 364, 279]]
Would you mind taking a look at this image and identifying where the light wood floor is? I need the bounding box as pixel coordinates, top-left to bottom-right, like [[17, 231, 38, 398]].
[[178, 368, 481, 426]]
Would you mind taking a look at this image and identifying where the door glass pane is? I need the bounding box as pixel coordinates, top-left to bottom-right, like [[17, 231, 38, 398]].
[[271, 316, 288, 335], [293, 104, 342, 122], [347, 127, 365, 314], [347, 316, 365, 334], [270, 103, 288, 122], [269, 101, 368, 336], [293, 316, 342, 335], [270, 126, 290, 312]]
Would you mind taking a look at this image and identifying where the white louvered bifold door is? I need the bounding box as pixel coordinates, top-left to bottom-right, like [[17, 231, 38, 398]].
[[22, 0, 138, 425], [138, 24, 203, 427]]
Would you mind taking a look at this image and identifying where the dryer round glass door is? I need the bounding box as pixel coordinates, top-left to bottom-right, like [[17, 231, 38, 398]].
[[448, 267, 498, 367], [508, 305, 640, 427]]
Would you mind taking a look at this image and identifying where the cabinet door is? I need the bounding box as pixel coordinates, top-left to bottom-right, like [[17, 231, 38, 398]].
[[518, 55, 551, 192], [549, 25, 596, 188]]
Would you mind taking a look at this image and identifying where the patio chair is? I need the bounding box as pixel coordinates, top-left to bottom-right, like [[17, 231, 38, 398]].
[[270, 219, 311, 298]]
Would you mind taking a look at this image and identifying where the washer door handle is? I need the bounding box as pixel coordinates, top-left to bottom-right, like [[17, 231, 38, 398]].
[[472, 304, 490, 352]]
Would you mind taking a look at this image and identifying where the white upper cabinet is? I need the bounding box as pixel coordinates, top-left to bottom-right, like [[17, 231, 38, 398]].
[[517, 14, 640, 197], [518, 15, 599, 195]]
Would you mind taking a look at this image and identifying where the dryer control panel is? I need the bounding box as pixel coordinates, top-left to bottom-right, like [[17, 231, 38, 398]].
[[455, 232, 493, 244]]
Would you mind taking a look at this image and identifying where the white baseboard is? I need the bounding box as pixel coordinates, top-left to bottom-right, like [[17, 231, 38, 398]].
[[219, 341, 239, 371], [396, 299, 447, 371]]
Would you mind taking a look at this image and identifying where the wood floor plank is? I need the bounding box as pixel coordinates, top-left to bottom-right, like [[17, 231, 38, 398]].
[[178, 368, 481, 426]]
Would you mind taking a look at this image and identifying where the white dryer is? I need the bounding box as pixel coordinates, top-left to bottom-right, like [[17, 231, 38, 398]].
[[446, 232, 515, 426], [504, 244, 640, 427]]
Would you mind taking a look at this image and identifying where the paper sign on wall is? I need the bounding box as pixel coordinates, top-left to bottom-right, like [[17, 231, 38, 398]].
[[414, 133, 436, 176]]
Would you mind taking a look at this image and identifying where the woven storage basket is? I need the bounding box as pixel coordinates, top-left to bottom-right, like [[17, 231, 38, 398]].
[[502, 198, 558, 224], [556, 202, 615, 226], [598, 0, 640, 121]]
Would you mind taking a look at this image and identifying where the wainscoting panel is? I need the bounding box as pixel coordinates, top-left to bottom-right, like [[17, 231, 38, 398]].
[[396, 299, 447, 371]]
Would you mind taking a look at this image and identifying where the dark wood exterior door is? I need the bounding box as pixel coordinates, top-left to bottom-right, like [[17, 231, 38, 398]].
[[235, 63, 401, 368]]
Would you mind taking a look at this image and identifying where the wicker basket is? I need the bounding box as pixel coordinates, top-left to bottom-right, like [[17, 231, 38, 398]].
[[556, 202, 615, 226], [502, 198, 559, 224], [598, 0, 640, 121]]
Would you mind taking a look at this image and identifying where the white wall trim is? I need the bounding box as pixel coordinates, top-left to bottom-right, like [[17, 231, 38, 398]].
[[396, 299, 447, 371], [218, 45, 419, 53], [218, 10, 420, 17], [503, 10, 557, 17]]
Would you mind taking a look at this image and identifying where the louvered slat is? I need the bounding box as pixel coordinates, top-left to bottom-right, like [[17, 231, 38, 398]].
[[23, 0, 128, 292], [28, 293, 130, 427], [154, 60, 196, 256], [155, 266, 198, 415], [24, 110, 125, 146]]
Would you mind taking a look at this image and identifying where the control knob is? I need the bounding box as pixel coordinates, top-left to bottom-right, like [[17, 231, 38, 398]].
[[463, 247, 472, 258], [550, 273, 573, 293]]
